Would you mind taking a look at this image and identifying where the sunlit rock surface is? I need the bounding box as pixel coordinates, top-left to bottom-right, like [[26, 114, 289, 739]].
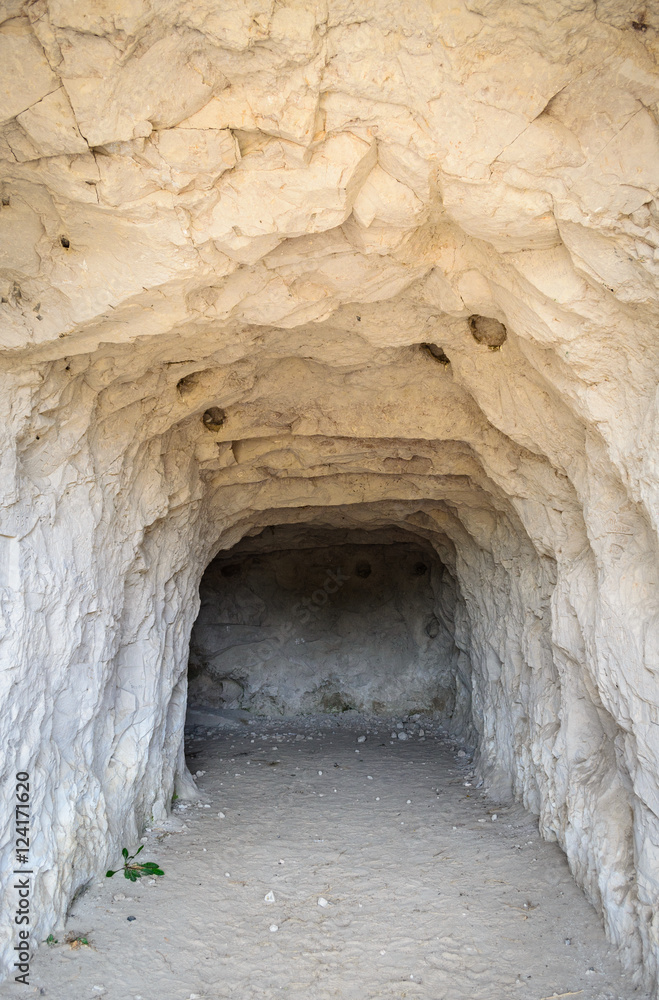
[[1, 0, 659, 989]]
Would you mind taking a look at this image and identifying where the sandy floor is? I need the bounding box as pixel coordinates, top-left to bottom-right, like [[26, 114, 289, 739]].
[[3, 715, 647, 1000]]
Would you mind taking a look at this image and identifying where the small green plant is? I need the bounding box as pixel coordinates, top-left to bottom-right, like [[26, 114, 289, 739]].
[[106, 845, 164, 883], [65, 932, 90, 949], [46, 934, 58, 946]]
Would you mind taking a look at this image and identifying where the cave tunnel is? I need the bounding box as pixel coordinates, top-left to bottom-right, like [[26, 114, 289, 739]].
[[2, 1, 659, 995]]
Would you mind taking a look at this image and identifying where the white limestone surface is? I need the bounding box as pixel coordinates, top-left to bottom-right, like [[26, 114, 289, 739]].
[[0, 0, 658, 992]]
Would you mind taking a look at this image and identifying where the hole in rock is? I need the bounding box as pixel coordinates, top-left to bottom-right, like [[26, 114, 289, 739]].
[[202, 405, 227, 430], [468, 314, 508, 348], [420, 342, 451, 364]]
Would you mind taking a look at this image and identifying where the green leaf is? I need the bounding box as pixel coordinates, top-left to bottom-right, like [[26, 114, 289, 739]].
[[136, 862, 164, 876], [122, 848, 128, 859], [124, 870, 138, 881], [106, 869, 117, 877], [135, 844, 144, 856]]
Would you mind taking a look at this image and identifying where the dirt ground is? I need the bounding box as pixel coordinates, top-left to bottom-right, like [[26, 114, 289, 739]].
[[2, 715, 648, 1000]]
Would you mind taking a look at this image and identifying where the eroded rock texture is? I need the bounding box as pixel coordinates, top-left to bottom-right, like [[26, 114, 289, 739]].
[[1, 0, 659, 988], [189, 529, 468, 719]]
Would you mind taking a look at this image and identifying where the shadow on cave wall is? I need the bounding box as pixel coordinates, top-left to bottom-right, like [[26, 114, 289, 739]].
[[186, 529, 471, 724]]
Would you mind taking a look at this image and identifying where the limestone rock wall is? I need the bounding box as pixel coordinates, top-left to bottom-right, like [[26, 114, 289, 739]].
[[1, 0, 659, 990], [188, 533, 466, 719]]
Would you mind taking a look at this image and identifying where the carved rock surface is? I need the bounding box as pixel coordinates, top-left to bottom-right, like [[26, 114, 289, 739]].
[[0, 0, 658, 990], [189, 532, 469, 720]]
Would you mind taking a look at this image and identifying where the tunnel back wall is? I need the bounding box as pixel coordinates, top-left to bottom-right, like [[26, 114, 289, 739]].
[[188, 533, 467, 719]]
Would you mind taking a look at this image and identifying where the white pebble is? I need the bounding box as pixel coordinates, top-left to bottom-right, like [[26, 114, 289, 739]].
[[195, 770, 206, 777], [397, 732, 408, 741], [492, 814, 498, 821], [225, 872, 230, 877], [318, 770, 322, 775], [218, 812, 226, 818], [457, 750, 466, 758], [269, 924, 279, 933], [357, 735, 366, 743], [264, 891, 275, 903], [317, 897, 329, 907], [406, 799, 412, 804]]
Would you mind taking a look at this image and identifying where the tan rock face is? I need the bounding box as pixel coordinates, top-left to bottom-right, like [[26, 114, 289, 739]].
[[0, 0, 658, 989]]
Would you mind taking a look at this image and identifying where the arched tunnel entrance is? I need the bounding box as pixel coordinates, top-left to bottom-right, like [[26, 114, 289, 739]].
[[126, 517, 643, 1000]]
